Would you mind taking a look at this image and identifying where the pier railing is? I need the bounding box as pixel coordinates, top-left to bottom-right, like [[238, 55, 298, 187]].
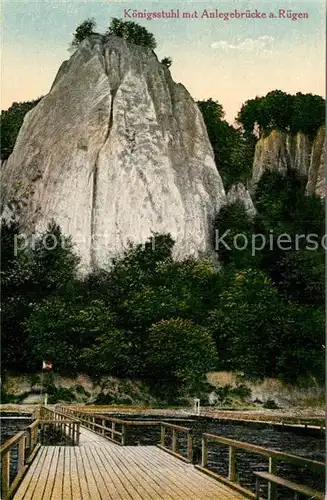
[[57, 406, 194, 457], [197, 433, 325, 500], [57, 405, 160, 446], [157, 422, 193, 462], [0, 407, 80, 499]]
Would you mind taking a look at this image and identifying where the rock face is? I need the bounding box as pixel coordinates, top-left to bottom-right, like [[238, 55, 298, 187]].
[[252, 126, 325, 197], [306, 125, 325, 198], [1, 35, 226, 270], [226, 183, 256, 217]]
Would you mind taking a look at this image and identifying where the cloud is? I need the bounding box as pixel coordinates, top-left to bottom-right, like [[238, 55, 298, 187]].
[[211, 36, 274, 53]]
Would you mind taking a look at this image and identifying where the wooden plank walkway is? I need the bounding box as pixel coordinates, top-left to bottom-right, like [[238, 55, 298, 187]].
[[14, 428, 246, 499]]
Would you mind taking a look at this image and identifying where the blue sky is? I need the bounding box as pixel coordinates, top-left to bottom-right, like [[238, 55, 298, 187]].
[[2, 0, 325, 122]]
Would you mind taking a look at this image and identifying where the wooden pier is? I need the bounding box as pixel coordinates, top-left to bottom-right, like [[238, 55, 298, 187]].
[[1, 406, 325, 500], [14, 427, 245, 499]]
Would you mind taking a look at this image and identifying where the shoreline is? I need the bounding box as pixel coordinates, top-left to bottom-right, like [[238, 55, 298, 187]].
[[1, 404, 324, 424]]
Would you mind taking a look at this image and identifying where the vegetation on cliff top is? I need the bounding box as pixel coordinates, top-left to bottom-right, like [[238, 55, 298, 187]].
[[236, 89, 325, 139]]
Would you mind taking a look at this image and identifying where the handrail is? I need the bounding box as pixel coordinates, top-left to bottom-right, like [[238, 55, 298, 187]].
[[58, 405, 159, 425], [57, 406, 161, 445], [58, 406, 129, 445], [0, 431, 28, 500], [198, 433, 325, 500], [158, 422, 193, 462], [201, 433, 325, 473], [40, 406, 79, 422], [0, 431, 26, 455], [0, 408, 80, 499]]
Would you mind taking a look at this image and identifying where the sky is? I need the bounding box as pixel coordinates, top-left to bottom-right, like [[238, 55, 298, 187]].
[[1, 0, 325, 123]]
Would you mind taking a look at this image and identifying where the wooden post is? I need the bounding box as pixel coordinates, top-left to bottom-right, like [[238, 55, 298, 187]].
[[121, 425, 126, 445], [1, 451, 10, 499], [102, 419, 105, 436], [187, 430, 193, 462], [172, 429, 177, 453], [201, 436, 208, 467], [25, 427, 31, 459], [161, 425, 165, 447], [111, 422, 116, 441], [228, 446, 237, 482], [255, 476, 260, 499], [76, 423, 80, 446], [18, 435, 25, 473], [268, 457, 277, 500], [33, 425, 37, 449]]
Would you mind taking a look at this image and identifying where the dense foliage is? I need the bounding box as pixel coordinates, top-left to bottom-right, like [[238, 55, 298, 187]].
[[2, 168, 325, 392], [197, 99, 254, 188], [106, 18, 157, 49], [71, 18, 97, 47], [237, 90, 325, 138], [71, 17, 158, 50], [0, 99, 42, 159]]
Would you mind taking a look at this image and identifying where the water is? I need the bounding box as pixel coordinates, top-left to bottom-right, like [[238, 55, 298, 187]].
[[0, 414, 33, 445]]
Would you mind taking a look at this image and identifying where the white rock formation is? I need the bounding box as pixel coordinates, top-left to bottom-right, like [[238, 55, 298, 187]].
[[252, 127, 325, 197], [1, 35, 226, 270], [306, 125, 325, 198], [226, 183, 256, 217]]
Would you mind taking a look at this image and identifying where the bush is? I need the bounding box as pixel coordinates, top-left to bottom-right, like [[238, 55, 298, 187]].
[[145, 318, 218, 391], [263, 399, 279, 409]]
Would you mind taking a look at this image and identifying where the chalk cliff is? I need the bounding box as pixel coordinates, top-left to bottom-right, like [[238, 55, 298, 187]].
[[226, 183, 256, 217], [252, 126, 325, 197], [1, 35, 226, 270], [306, 125, 325, 198]]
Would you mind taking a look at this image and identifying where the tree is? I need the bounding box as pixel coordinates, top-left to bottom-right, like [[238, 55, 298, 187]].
[[198, 99, 253, 187], [80, 329, 135, 377], [277, 250, 324, 306], [71, 18, 96, 47], [274, 305, 324, 383], [107, 18, 157, 49], [1, 219, 35, 371], [145, 318, 218, 392], [161, 57, 172, 68], [253, 169, 325, 286], [1, 99, 42, 159], [121, 259, 220, 329], [24, 298, 115, 372], [236, 96, 265, 138], [236, 91, 325, 138], [207, 269, 283, 377], [260, 90, 294, 133], [105, 233, 174, 313], [213, 201, 257, 269], [30, 221, 80, 299], [291, 92, 325, 136]]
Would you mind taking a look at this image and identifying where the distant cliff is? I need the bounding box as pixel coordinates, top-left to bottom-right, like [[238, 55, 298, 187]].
[[252, 125, 325, 197], [1, 35, 226, 270]]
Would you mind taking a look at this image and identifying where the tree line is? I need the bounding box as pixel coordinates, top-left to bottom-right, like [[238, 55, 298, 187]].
[[236, 90, 325, 139]]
